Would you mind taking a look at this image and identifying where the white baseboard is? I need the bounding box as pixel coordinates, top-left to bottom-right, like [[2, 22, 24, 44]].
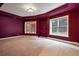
[[0, 35, 24, 40], [47, 37, 79, 47]]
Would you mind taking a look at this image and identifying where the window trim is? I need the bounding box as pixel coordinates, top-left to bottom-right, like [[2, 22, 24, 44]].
[[49, 15, 69, 37], [24, 21, 36, 34]]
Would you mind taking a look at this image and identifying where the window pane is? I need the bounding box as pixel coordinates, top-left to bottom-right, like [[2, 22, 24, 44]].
[[25, 22, 30, 33], [52, 20, 57, 27], [59, 16, 67, 33], [59, 27, 67, 32], [52, 20, 58, 32], [30, 23, 36, 33], [59, 17, 67, 27], [52, 27, 57, 32]]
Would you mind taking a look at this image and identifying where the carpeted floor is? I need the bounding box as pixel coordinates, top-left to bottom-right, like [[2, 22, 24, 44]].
[[0, 35, 79, 56]]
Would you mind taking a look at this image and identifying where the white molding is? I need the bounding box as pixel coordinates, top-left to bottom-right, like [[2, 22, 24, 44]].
[[24, 21, 36, 34], [49, 15, 69, 37], [0, 35, 24, 40], [47, 37, 79, 47]]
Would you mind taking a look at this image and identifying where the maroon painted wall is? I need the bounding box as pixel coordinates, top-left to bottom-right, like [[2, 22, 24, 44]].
[[23, 17, 49, 37], [49, 9, 79, 42], [24, 3, 79, 42], [0, 11, 24, 38], [37, 18, 49, 37], [0, 3, 79, 42]]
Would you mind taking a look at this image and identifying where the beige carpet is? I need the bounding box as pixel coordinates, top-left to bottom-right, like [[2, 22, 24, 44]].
[[0, 35, 79, 56]]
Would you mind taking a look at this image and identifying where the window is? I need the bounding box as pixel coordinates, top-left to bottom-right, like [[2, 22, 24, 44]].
[[25, 21, 36, 34], [50, 15, 68, 37]]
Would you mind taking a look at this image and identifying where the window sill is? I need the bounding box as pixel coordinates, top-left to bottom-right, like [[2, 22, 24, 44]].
[[25, 32, 36, 34], [50, 33, 68, 37]]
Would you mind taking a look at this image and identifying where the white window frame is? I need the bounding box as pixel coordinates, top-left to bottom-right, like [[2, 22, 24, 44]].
[[24, 21, 36, 34], [49, 15, 69, 37]]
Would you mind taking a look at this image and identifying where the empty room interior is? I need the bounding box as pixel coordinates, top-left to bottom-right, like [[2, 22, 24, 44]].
[[0, 3, 79, 56]]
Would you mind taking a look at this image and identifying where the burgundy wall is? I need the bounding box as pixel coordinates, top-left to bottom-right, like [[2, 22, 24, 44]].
[[48, 6, 79, 42], [0, 11, 24, 38], [23, 17, 49, 37], [37, 18, 49, 37], [24, 3, 79, 42], [49, 9, 79, 42], [69, 9, 79, 42], [0, 3, 79, 42]]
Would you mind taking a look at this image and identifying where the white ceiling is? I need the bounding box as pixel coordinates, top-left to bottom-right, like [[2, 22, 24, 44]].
[[0, 3, 65, 16]]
